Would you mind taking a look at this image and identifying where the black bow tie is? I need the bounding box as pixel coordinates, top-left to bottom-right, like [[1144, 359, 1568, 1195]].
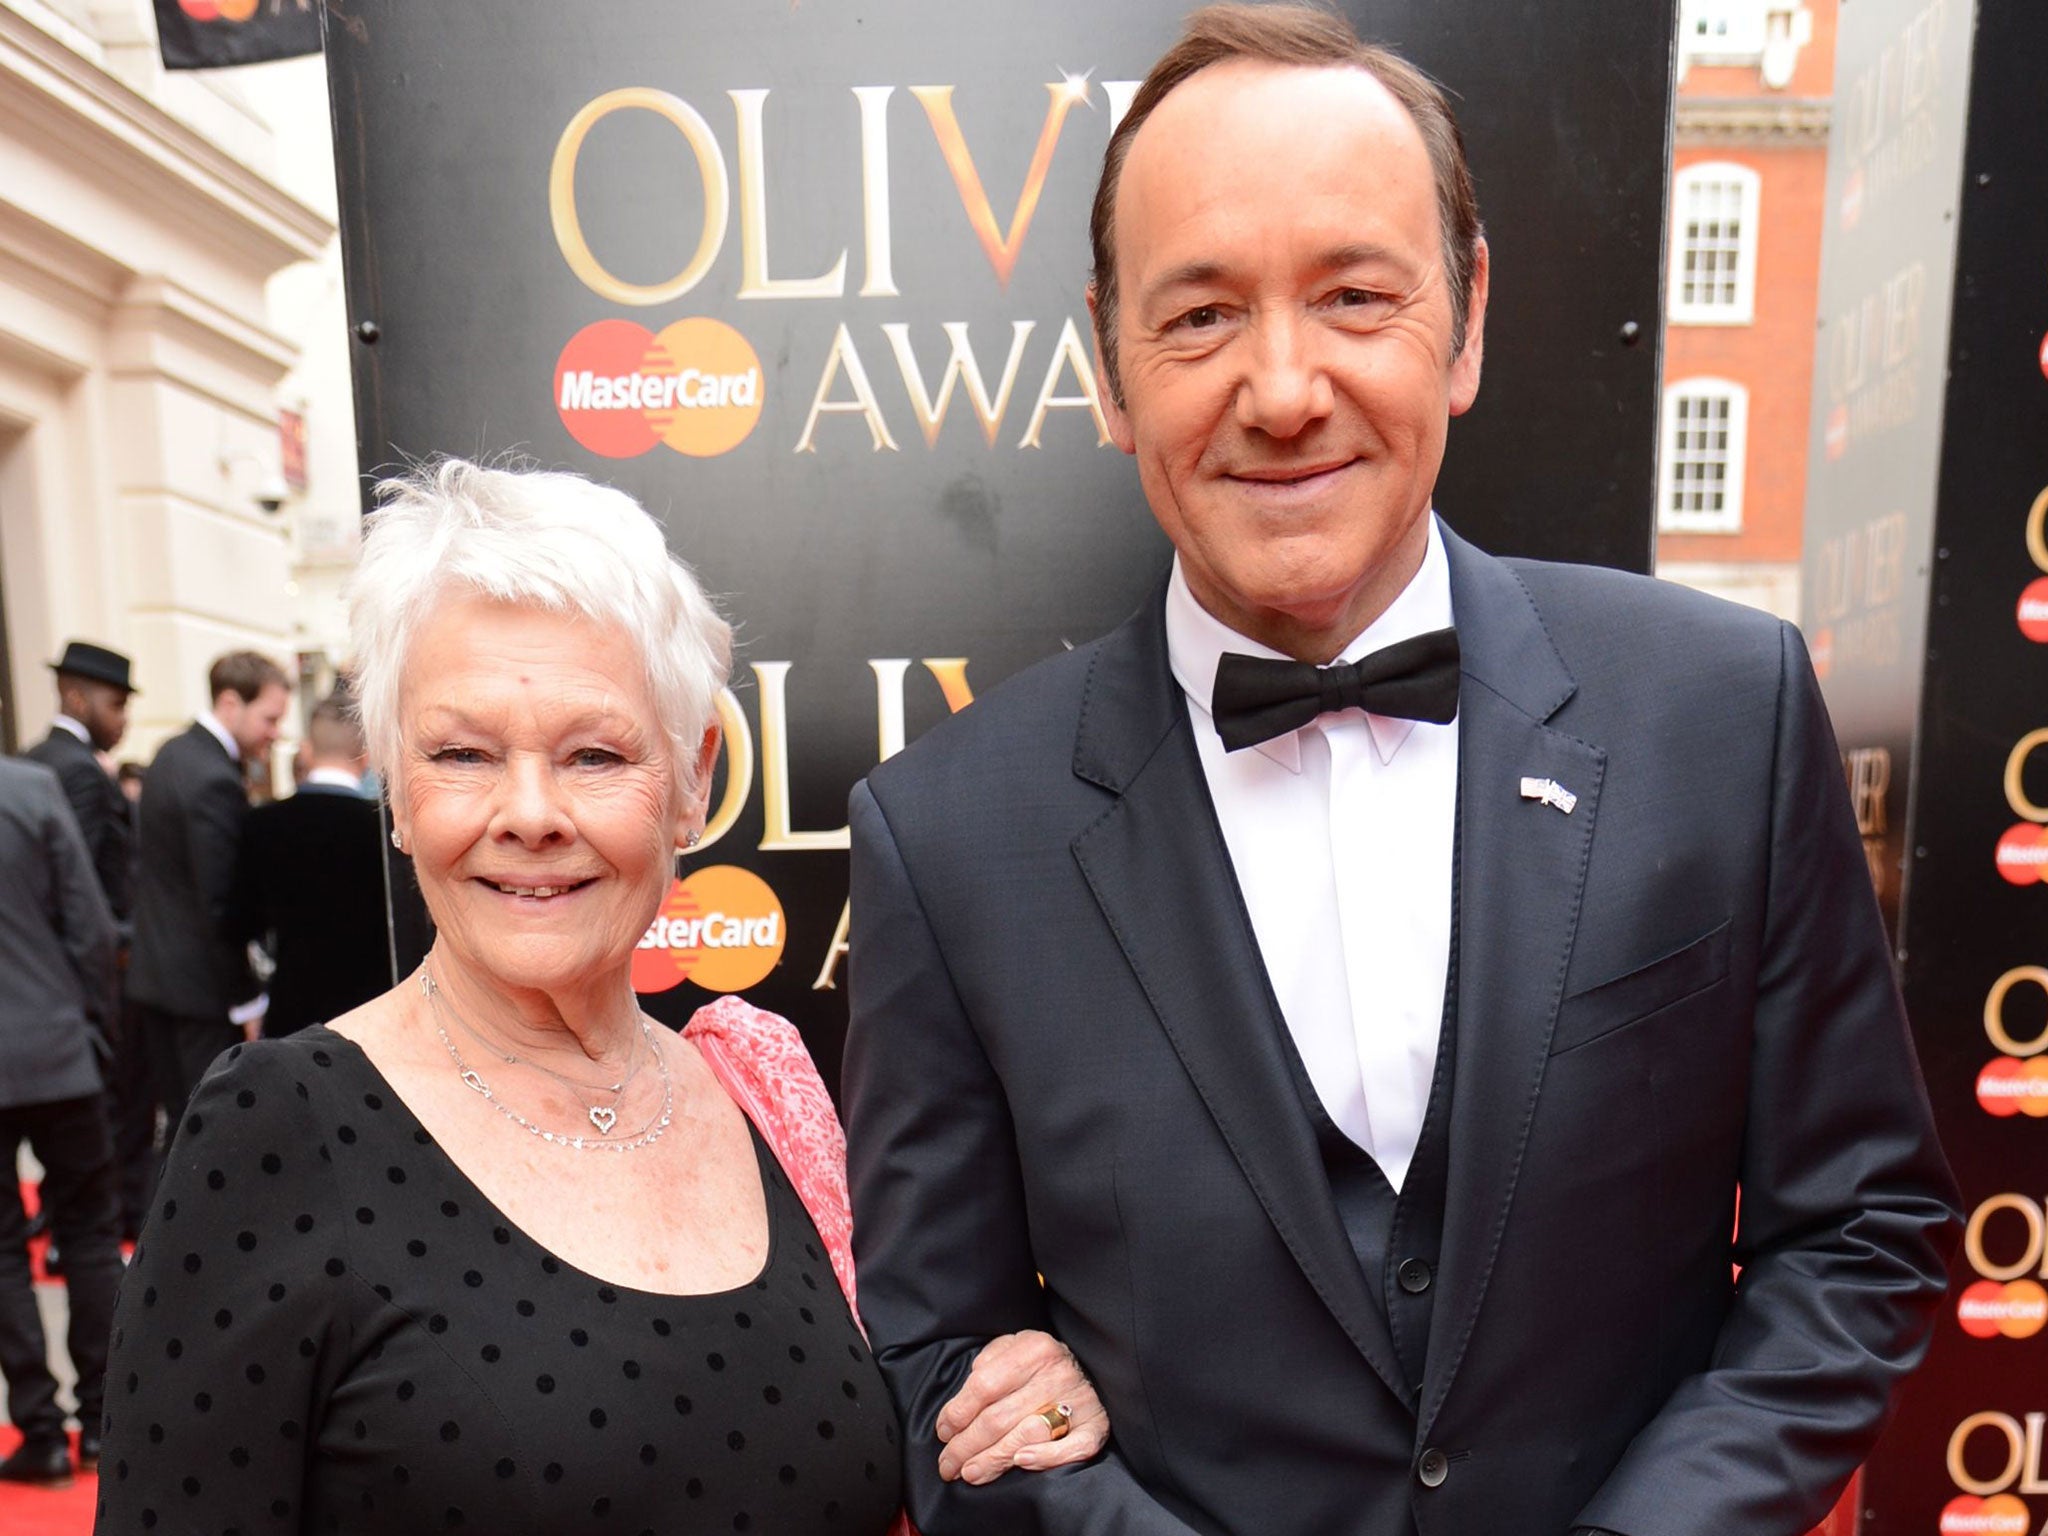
[[1209, 627, 1461, 752]]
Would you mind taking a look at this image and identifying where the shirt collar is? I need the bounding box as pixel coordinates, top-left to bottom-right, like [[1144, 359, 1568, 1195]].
[[198, 710, 240, 763], [301, 766, 363, 793], [51, 714, 91, 745], [1165, 513, 1456, 773]]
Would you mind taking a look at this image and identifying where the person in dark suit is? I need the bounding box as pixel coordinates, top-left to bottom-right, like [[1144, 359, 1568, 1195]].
[[24, 641, 154, 1238], [841, 10, 1961, 1536], [24, 641, 135, 928], [0, 754, 123, 1485], [234, 693, 391, 1036], [129, 650, 290, 1123]]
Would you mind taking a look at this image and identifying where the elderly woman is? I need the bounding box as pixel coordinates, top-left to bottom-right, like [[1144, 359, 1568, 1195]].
[[97, 461, 1104, 1534]]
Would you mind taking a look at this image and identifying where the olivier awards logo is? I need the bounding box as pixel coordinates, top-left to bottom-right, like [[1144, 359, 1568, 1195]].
[[544, 78, 1124, 461], [1996, 729, 2048, 886], [1976, 968, 2048, 1120], [1955, 1193, 2048, 1341], [2021, 489, 2048, 645], [632, 865, 788, 996], [1944, 1407, 2048, 1536]]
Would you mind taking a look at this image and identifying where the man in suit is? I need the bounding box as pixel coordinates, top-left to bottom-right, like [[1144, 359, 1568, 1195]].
[[234, 693, 391, 1036], [24, 640, 154, 1238], [842, 10, 1960, 1536], [129, 650, 290, 1122], [23, 641, 135, 928], [0, 752, 123, 1484]]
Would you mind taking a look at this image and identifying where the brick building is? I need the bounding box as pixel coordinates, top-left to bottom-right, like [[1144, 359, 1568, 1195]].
[[1656, 0, 1835, 620]]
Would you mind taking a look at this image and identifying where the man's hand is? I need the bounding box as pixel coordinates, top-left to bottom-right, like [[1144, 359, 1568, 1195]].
[[934, 1330, 1110, 1484]]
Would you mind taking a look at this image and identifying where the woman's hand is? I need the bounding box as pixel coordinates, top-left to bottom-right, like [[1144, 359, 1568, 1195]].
[[932, 1329, 1110, 1484]]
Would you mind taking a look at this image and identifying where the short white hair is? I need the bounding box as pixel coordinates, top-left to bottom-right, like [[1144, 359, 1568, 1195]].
[[347, 459, 732, 811]]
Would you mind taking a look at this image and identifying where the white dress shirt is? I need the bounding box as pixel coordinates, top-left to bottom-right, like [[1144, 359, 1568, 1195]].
[[1165, 516, 1459, 1192], [51, 713, 91, 745]]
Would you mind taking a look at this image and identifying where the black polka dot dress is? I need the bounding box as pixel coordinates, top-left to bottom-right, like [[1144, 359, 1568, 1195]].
[[95, 1027, 902, 1535]]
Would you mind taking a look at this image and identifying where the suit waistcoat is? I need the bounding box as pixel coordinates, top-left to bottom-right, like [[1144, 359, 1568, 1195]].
[[1270, 832, 1460, 1395]]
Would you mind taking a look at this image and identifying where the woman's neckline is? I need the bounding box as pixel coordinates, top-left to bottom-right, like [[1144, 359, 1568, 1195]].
[[297, 1023, 779, 1302]]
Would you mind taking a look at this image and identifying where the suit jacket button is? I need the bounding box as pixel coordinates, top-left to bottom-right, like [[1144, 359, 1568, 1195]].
[[1397, 1257, 1433, 1294], [1417, 1447, 1449, 1487]]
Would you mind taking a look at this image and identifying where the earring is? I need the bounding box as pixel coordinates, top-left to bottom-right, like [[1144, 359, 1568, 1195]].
[[390, 827, 404, 852], [684, 828, 702, 848]]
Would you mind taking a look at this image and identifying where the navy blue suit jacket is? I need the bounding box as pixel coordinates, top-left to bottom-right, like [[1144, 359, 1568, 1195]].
[[843, 525, 1958, 1536]]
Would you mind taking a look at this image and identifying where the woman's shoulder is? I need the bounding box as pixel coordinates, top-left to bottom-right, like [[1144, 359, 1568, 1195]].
[[180, 1028, 369, 1128]]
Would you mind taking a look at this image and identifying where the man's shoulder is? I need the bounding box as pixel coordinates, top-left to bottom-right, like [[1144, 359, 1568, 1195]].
[[152, 724, 238, 786], [0, 755, 63, 801], [1498, 553, 1791, 683], [22, 731, 73, 767]]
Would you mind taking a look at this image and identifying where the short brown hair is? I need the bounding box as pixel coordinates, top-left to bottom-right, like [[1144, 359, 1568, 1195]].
[[1088, 2, 1483, 405], [208, 650, 290, 705], [305, 693, 366, 760]]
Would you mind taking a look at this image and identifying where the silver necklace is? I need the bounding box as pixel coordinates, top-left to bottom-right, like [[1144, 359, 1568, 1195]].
[[444, 987, 650, 1104], [420, 971, 673, 1152]]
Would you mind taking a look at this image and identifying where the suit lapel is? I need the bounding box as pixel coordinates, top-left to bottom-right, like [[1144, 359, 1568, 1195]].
[[1418, 529, 1604, 1435], [1069, 593, 1415, 1407]]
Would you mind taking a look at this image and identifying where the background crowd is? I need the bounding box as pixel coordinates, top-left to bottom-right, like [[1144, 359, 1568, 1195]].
[[0, 638, 395, 1485]]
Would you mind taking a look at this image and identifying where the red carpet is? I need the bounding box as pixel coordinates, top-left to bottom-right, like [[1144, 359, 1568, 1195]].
[[0, 1428, 97, 1534]]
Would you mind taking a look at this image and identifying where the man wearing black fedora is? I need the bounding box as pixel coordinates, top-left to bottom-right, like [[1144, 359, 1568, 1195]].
[[25, 642, 136, 930], [24, 642, 156, 1241]]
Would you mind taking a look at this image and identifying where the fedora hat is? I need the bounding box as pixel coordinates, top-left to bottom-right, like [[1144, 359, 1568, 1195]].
[[49, 640, 137, 695]]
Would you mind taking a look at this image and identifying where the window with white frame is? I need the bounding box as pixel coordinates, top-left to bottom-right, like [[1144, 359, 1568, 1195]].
[[1669, 163, 1760, 324], [1678, 0, 1769, 65], [1659, 378, 1748, 534]]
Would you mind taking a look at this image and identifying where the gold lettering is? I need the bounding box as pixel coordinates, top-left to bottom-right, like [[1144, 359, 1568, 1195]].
[[1987, 968, 2048, 1058], [551, 89, 729, 306], [853, 87, 899, 298], [2005, 728, 2048, 823], [1101, 80, 1142, 135], [813, 899, 852, 991], [871, 659, 912, 760], [911, 80, 1088, 288], [2027, 1413, 2048, 1496], [1950, 1411, 2026, 1497], [2028, 485, 2048, 576], [731, 89, 849, 300], [1019, 316, 1111, 448], [883, 321, 1036, 447], [922, 658, 975, 714], [753, 661, 848, 851], [696, 688, 756, 853], [1964, 1194, 2045, 1283], [794, 324, 900, 453]]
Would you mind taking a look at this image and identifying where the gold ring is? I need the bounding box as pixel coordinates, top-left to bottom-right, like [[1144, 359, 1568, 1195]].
[[1032, 1401, 1073, 1441]]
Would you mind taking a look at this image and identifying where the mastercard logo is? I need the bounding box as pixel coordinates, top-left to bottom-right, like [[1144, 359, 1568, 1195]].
[[1977, 1058, 2048, 1117], [631, 865, 786, 996], [2019, 578, 2048, 644], [1941, 1495, 2032, 1536], [1957, 1280, 2048, 1339], [555, 318, 763, 459], [1996, 824, 2048, 886], [178, 0, 259, 16]]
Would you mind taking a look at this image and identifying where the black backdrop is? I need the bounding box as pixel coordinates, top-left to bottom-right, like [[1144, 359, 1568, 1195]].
[[1835, 3, 2048, 1532], [325, 0, 1673, 1077]]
